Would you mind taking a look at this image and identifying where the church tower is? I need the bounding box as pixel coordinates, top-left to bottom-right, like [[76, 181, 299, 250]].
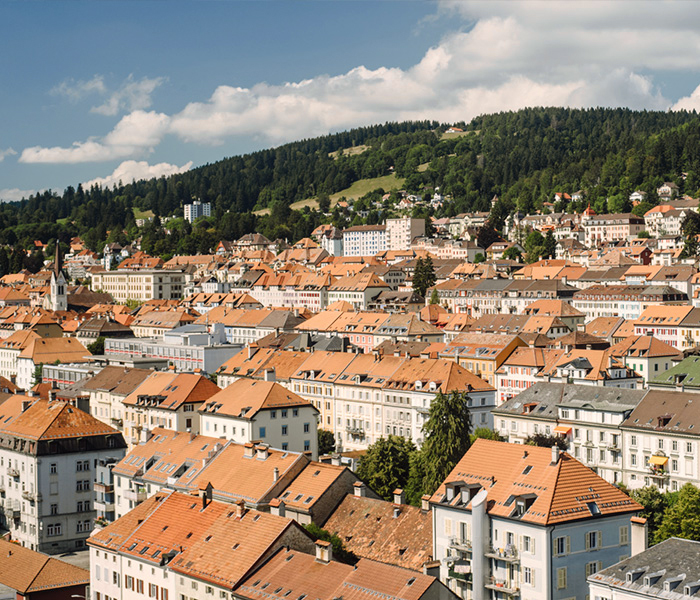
[[49, 241, 67, 312]]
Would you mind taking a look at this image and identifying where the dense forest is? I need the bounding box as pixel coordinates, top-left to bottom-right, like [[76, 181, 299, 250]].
[[2, 107, 700, 269]]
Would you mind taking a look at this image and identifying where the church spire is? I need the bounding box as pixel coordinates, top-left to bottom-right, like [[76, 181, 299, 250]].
[[53, 240, 62, 277]]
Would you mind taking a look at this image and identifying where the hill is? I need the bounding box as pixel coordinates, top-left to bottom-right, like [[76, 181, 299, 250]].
[[1, 107, 700, 269]]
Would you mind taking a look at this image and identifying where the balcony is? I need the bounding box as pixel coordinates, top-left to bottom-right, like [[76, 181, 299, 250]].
[[448, 536, 473, 552], [21, 490, 40, 502], [485, 578, 520, 596], [123, 487, 147, 503], [94, 481, 114, 493], [448, 561, 472, 582], [95, 498, 115, 513], [345, 426, 364, 437], [6, 468, 18, 478], [485, 546, 519, 563]]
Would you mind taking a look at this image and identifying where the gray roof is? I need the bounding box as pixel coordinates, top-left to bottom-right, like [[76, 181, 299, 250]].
[[589, 537, 700, 599], [494, 383, 645, 418]]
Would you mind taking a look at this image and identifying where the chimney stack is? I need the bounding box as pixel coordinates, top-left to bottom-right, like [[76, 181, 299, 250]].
[[256, 443, 269, 460], [630, 516, 648, 556], [270, 498, 285, 517], [551, 445, 561, 465], [315, 540, 332, 564], [353, 482, 366, 497], [393, 488, 405, 505], [421, 494, 431, 512], [393, 506, 401, 519], [330, 454, 341, 467], [235, 499, 246, 519], [199, 482, 213, 510], [273, 467, 279, 482], [243, 442, 255, 458]]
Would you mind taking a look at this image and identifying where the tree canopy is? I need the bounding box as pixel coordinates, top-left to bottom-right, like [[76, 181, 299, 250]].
[[355, 435, 416, 501]]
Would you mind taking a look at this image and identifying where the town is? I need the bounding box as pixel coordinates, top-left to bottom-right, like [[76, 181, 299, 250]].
[[0, 179, 698, 600]]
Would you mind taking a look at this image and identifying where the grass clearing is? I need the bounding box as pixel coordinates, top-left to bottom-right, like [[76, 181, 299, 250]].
[[133, 208, 155, 219], [328, 145, 369, 159], [440, 130, 479, 140]]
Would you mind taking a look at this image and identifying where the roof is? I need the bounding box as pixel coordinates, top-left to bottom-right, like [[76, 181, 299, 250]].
[[276, 462, 347, 513], [431, 439, 641, 525], [200, 379, 316, 420], [80, 366, 153, 396], [623, 387, 700, 434], [123, 372, 221, 411], [0, 537, 89, 594], [589, 537, 700, 596], [610, 335, 682, 360], [325, 495, 432, 571], [17, 337, 90, 363]]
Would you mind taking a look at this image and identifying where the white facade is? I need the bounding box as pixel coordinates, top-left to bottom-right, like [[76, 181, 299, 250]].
[[342, 226, 387, 256], [91, 269, 185, 303], [184, 200, 212, 223], [386, 217, 425, 251]]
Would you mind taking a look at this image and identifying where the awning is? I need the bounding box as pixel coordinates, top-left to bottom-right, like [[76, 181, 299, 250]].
[[554, 425, 572, 435], [649, 455, 669, 466]]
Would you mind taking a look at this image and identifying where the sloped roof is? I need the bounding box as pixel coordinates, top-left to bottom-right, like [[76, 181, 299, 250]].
[[123, 372, 221, 410]]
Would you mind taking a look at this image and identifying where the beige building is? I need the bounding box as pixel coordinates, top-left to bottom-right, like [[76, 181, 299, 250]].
[[90, 269, 185, 303]]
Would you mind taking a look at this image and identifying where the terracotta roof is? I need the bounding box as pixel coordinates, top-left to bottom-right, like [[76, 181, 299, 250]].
[[610, 335, 682, 360], [325, 495, 432, 571], [275, 462, 346, 513], [80, 366, 153, 396], [431, 439, 641, 525], [0, 537, 89, 594], [123, 372, 220, 410], [17, 337, 90, 364]]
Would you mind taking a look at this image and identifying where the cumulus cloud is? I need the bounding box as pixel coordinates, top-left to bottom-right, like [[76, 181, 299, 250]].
[[51, 74, 165, 116], [671, 84, 700, 111], [91, 75, 167, 116], [21, 2, 700, 163], [82, 159, 193, 189], [19, 111, 171, 163], [0, 148, 16, 162], [0, 188, 35, 202]]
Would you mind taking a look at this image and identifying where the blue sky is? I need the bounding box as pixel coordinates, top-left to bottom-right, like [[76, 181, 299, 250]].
[[3, 1, 700, 201]]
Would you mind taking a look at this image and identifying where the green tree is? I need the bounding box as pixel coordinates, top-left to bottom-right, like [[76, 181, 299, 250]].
[[502, 246, 522, 262], [317, 192, 331, 213], [304, 523, 358, 565], [632, 201, 655, 217], [476, 223, 500, 250], [87, 336, 105, 355], [418, 391, 472, 495], [655, 484, 700, 543], [638, 230, 650, 238], [525, 432, 568, 451], [524, 231, 546, 262], [318, 429, 336, 455], [413, 257, 436, 297], [630, 486, 670, 543], [429, 288, 439, 305], [469, 427, 504, 444], [473, 253, 485, 264], [356, 435, 416, 501], [544, 230, 556, 259]]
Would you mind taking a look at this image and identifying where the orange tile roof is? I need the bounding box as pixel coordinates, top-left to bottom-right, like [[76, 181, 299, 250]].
[[431, 439, 640, 525], [276, 462, 346, 512], [123, 372, 220, 410], [17, 337, 90, 363]]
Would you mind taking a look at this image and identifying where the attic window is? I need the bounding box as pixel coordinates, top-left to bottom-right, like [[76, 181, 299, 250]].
[[128, 543, 137, 551], [232, 543, 240, 550], [304, 496, 314, 504], [275, 588, 283, 594], [139, 546, 149, 555], [186, 532, 193, 538], [294, 494, 303, 502], [205, 535, 212, 542], [407, 578, 416, 586], [253, 581, 261, 587], [522, 466, 532, 475], [313, 470, 320, 476], [587, 502, 601, 515]]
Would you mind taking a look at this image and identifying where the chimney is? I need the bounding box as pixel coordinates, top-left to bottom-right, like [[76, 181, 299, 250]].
[[264, 369, 276, 382], [256, 443, 269, 460], [199, 482, 212, 510], [393, 506, 401, 519], [353, 482, 366, 497], [393, 488, 405, 505], [315, 540, 332, 564], [235, 499, 246, 519], [421, 494, 431, 512], [273, 467, 279, 482], [270, 498, 285, 517], [551, 445, 561, 465], [330, 454, 341, 467], [630, 516, 648, 556], [244, 442, 255, 458]]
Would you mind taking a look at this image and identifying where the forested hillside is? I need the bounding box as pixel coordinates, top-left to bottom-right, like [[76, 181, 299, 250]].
[[2, 107, 700, 266]]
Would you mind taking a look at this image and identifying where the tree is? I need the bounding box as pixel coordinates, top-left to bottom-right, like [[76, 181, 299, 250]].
[[630, 486, 670, 543], [477, 223, 500, 250], [318, 429, 336, 455], [638, 230, 650, 238], [655, 483, 700, 543], [502, 246, 522, 262], [470, 427, 504, 443], [429, 288, 439, 305], [524, 231, 546, 262], [356, 435, 416, 501], [412, 256, 436, 297], [317, 192, 331, 213], [544, 230, 556, 259], [524, 432, 568, 451], [418, 391, 472, 495], [632, 201, 655, 217], [473, 253, 485, 264], [87, 336, 105, 355]]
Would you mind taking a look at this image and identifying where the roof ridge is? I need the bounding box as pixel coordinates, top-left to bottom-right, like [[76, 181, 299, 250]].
[[18, 554, 52, 594]]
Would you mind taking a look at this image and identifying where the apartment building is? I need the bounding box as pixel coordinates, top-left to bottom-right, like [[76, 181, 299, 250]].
[[583, 213, 645, 246], [342, 225, 387, 256], [0, 396, 126, 553], [91, 269, 185, 302], [327, 272, 391, 310], [183, 199, 211, 222], [571, 285, 687, 322], [494, 348, 565, 404], [608, 335, 681, 385], [16, 337, 90, 390], [633, 305, 695, 348], [431, 439, 644, 600], [386, 217, 426, 251]]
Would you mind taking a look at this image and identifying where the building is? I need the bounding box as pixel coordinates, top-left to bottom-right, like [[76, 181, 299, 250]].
[[0, 396, 126, 553], [184, 199, 211, 222], [90, 269, 185, 302], [0, 537, 89, 599], [386, 217, 426, 251], [431, 439, 644, 600], [200, 379, 319, 457], [609, 335, 682, 385], [16, 337, 90, 390], [589, 537, 698, 600], [342, 225, 387, 256]]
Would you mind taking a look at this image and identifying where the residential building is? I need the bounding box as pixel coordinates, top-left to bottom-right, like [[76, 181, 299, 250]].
[[90, 268, 185, 302], [633, 305, 695, 348], [583, 213, 645, 246], [609, 335, 682, 385], [0, 396, 126, 553], [16, 337, 90, 390], [183, 199, 211, 222], [494, 348, 564, 404], [199, 379, 319, 457], [431, 439, 643, 600], [342, 225, 387, 256], [538, 349, 642, 389], [571, 285, 687, 322], [327, 272, 391, 310], [386, 217, 426, 251]]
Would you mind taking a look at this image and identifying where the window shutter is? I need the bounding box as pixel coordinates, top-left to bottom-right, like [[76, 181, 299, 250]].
[[532, 538, 536, 554], [598, 531, 603, 548], [566, 536, 571, 555], [585, 532, 590, 550], [598, 561, 602, 573], [532, 569, 536, 588]]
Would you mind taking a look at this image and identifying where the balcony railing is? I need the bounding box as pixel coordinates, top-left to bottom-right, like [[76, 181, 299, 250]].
[[345, 426, 364, 436], [448, 536, 473, 551], [94, 481, 114, 493], [6, 468, 19, 478], [485, 577, 520, 595], [485, 546, 519, 563], [123, 487, 147, 503], [95, 499, 115, 512], [21, 490, 40, 502]]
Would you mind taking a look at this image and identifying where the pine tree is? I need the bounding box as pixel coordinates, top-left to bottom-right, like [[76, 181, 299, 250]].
[[356, 435, 417, 501]]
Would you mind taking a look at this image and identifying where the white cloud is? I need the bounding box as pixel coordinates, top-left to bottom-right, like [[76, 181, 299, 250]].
[[21, 2, 700, 164], [0, 148, 16, 162], [91, 75, 167, 116], [0, 188, 35, 202], [671, 84, 700, 111], [19, 111, 171, 164], [82, 159, 193, 188], [51, 75, 106, 101]]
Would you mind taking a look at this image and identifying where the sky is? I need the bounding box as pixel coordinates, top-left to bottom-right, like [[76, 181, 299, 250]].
[[3, 0, 700, 202]]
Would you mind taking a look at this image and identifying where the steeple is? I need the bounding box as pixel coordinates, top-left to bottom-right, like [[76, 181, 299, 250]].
[[48, 240, 67, 312], [53, 240, 62, 278]]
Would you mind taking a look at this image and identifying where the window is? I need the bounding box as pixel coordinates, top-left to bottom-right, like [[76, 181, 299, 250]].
[[271, 411, 277, 419], [281, 410, 287, 418], [47, 523, 62, 536], [673, 440, 678, 452], [586, 531, 601, 550], [77, 460, 90, 472], [687, 442, 693, 453], [50, 463, 57, 475], [586, 562, 601, 577], [631, 454, 637, 466], [523, 566, 533, 586], [76, 480, 90, 492], [631, 435, 637, 446], [281, 425, 288, 436], [554, 536, 569, 556], [303, 423, 310, 433], [304, 440, 310, 452], [259, 427, 266, 438], [619, 526, 629, 546], [50, 503, 58, 515], [557, 567, 567, 590], [150, 583, 159, 597], [522, 535, 533, 553]]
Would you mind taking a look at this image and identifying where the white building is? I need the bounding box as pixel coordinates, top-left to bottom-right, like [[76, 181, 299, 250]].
[[431, 439, 645, 600], [184, 199, 211, 222], [386, 217, 426, 251], [0, 396, 126, 553], [91, 269, 185, 302], [342, 225, 386, 256]]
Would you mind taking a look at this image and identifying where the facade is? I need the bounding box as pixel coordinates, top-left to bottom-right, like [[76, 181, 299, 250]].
[[184, 199, 211, 222], [431, 439, 643, 600], [90, 269, 185, 303], [0, 396, 126, 553], [386, 217, 426, 251], [342, 225, 387, 256]]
